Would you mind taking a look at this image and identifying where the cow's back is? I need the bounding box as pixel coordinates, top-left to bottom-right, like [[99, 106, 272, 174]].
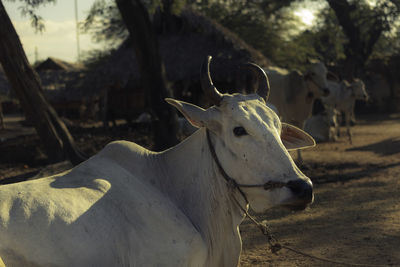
[[0, 141, 206, 266], [265, 69, 290, 118], [266, 69, 309, 126], [324, 81, 354, 111]]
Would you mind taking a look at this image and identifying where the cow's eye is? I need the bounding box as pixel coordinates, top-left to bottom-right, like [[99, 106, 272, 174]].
[[233, 126, 247, 136]]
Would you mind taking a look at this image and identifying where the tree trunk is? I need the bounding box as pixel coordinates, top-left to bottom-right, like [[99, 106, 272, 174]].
[[0, 1, 86, 165], [115, 0, 178, 151], [0, 100, 4, 129], [327, 0, 384, 79]]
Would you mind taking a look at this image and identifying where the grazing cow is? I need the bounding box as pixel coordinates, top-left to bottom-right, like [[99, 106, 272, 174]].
[[0, 56, 315, 267], [322, 79, 369, 144], [266, 61, 330, 164]]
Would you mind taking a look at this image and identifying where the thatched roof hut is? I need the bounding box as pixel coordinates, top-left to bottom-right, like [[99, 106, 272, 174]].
[[0, 59, 89, 117], [1, 58, 86, 100], [82, 8, 272, 104], [35, 57, 84, 72]]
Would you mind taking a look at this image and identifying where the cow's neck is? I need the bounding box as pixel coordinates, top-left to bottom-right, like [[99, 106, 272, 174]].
[[154, 128, 246, 266]]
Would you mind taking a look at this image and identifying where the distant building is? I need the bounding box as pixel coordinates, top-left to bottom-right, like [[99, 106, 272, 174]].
[[34, 57, 84, 72]]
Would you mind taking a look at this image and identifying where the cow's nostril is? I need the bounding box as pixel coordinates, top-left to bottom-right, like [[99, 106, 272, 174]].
[[287, 179, 313, 201], [323, 88, 330, 96]]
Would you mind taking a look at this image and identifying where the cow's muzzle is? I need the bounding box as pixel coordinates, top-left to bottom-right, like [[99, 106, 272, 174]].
[[282, 179, 314, 210]]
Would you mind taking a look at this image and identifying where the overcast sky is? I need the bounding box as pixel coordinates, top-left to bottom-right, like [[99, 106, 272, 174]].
[[4, 0, 101, 64]]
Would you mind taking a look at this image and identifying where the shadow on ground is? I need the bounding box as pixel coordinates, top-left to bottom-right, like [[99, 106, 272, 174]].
[[346, 138, 400, 156], [303, 161, 400, 184]]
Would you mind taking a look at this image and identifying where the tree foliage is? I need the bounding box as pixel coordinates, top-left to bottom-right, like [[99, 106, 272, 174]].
[[81, 0, 400, 74], [82, 0, 127, 46], [4, 0, 57, 32], [82, 0, 305, 66], [326, 0, 400, 77], [190, 0, 302, 66], [82, 0, 187, 46], [280, 6, 346, 71]]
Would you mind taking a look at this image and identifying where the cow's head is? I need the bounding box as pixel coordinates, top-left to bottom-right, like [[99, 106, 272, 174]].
[[350, 79, 369, 101], [167, 56, 315, 212], [304, 61, 330, 97]]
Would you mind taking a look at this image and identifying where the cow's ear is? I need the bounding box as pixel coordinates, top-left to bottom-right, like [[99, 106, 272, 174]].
[[166, 98, 221, 132], [281, 123, 316, 151]]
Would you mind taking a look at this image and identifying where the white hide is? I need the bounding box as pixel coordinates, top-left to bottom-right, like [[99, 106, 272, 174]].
[[0, 93, 315, 267], [323, 79, 368, 109], [322, 79, 368, 143], [265, 62, 329, 128], [265, 62, 329, 164], [304, 108, 339, 142]]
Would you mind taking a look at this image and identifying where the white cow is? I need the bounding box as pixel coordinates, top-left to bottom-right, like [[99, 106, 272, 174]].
[[0, 57, 315, 267], [266, 61, 330, 164], [323, 79, 369, 144], [304, 107, 339, 142]]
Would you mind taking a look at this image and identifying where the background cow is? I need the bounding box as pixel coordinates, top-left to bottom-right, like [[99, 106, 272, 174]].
[[304, 104, 339, 142], [265, 61, 330, 164], [322, 79, 369, 143]]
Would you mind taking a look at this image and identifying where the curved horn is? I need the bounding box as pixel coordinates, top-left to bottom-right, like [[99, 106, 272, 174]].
[[201, 56, 223, 106], [244, 63, 271, 101]]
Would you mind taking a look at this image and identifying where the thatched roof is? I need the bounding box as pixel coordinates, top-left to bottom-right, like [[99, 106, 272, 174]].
[[35, 57, 84, 72], [82, 8, 271, 96]]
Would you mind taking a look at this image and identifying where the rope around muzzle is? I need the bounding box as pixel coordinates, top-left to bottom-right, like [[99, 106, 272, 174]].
[[206, 129, 400, 267]]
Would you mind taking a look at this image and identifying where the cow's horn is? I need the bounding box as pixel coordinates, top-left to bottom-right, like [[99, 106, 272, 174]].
[[245, 63, 270, 101], [201, 56, 223, 106]]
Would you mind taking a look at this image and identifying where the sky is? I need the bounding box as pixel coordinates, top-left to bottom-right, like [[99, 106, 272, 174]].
[[3, 0, 102, 64], [3, 1, 319, 65]]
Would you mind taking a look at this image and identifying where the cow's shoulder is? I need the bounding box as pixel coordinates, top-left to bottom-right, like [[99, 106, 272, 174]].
[[0, 156, 207, 266]]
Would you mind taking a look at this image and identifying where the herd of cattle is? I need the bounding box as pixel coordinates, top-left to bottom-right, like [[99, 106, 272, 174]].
[[0, 57, 368, 266], [264, 61, 369, 147]]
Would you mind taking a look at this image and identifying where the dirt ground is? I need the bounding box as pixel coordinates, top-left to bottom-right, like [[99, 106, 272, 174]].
[[0, 113, 399, 266]]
